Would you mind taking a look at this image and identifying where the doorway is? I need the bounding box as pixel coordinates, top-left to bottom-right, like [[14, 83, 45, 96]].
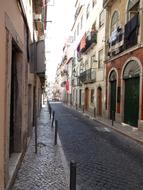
[[9, 43, 22, 156], [85, 88, 89, 110], [97, 87, 102, 116], [123, 60, 140, 127], [109, 71, 117, 120]]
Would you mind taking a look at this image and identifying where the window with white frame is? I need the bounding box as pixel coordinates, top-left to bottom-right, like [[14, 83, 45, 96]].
[[127, 0, 139, 21], [98, 49, 103, 68], [111, 11, 119, 33]]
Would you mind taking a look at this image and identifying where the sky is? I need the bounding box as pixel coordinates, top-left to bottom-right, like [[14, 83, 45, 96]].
[[45, 0, 75, 82]]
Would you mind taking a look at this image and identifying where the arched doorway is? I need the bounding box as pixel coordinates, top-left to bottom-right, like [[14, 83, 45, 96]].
[[97, 87, 102, 116], [109, 70, 117, 119], [85, 88, 89, 110], [123, 60, 140, 127]]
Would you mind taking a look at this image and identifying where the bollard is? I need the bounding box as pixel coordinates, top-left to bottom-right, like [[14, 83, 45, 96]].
[[51, 111, 55, 127], [82, 105, 84, 113], [94, 107, 96, 117], [70, 160, 76, 190], [54, 120, 58, 145], [35, 117, 38, 154], [112, 111, 115, 126], [50, 107, 52, 120], [76, 103, 77, 110]]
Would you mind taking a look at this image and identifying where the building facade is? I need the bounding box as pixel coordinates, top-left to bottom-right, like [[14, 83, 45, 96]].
[[71, 0, 106, 117], [0, 0, 46, 189], [104, 0, 143, 128]]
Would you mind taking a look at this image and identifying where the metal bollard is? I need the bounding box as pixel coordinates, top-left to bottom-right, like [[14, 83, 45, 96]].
[[94, 107, 96, 117], [35, 117, 38, 154], [50, 107, 52, 120], [70, 160, 76, 190], [112, 111, 115, 126], [51, 111, 55, 127], [54, 120, 58, 145]]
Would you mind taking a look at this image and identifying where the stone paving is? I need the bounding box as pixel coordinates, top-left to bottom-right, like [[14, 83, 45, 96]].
[[51, 102, 143, 190], [12, 106, 68, 190]]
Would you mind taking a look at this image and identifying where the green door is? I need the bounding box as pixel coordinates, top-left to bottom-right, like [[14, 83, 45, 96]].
[[124, 77, 139, 127], [110, 81, 116, 119]]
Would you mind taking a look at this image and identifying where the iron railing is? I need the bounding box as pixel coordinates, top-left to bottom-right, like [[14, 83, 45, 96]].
[[79, 68, 96, 83]]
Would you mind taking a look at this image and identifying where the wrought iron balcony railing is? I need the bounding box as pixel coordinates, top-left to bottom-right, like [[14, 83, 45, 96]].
[[79, 68, 96, 83], [82, 31, 97, 53]]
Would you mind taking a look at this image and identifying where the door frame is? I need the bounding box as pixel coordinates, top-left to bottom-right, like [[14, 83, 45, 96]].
[[97, 86, 102, 116], [124, 77, 140, 126], [107, 69, 118, 119], [84, 87, 89, 110], [121, 57, 142, 126]]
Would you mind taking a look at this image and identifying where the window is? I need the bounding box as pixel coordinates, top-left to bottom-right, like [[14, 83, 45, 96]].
[[85, 59, 89, 70], [91, 55, 96, 68], [92, 0, 96, 8], [86, 4, 90, 19], [99, 10, 104, 28], [80, 15, 83, 29], [91, 89, 94, 103], [98, 49, 103, 68], [111, 11, 119, 33], [127, 0, 139, 21]]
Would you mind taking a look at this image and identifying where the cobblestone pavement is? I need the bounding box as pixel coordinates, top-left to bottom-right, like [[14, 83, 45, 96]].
[[12, 106, 68, 190], [51, 102, 143, 190]]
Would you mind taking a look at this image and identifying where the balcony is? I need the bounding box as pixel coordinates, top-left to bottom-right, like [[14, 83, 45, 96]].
[[79, 68, 96, 84], [108, 14, 139, 58], [30, 40, 46, 78], [82, 31, 97, 53], [33, 0, 46, 38]]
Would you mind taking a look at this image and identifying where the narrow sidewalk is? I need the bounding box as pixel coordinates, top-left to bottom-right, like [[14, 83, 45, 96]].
[[12, 106, 68, 190], [66, 104, 143, 145]]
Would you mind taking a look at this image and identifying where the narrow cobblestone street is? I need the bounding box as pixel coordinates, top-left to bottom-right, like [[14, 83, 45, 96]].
[[12, 106, 68, 190], [51, 102, 143, 190], [12, 103, 143, 190]]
